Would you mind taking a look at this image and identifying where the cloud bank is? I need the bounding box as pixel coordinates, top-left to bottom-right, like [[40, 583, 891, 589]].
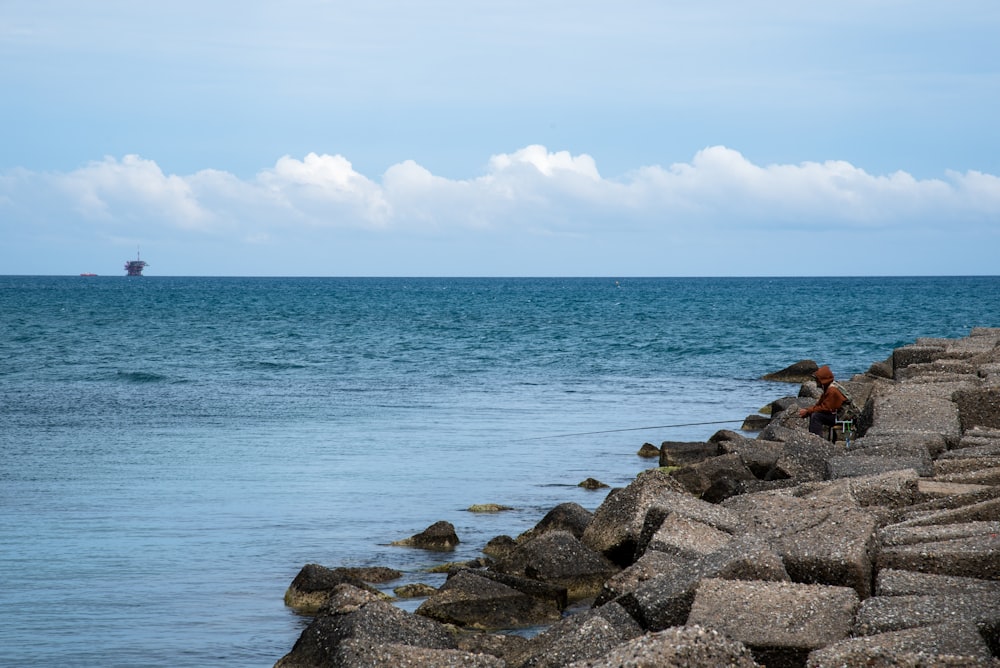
[[2, 146, 998, 276]]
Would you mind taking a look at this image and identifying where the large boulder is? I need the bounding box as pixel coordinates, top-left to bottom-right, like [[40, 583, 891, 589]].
[[275, 585, 456, 667], [806, 622, 994, 667], [494, 530, 619, 600], [580, 470, 687, 566], [328, 640, 506, 668], [668, 452, 756, 502], [876, 520, 1000, 580], [687, 578, 859, 668], [875, 568, 1000, 597], [613, 535, 789, 631], [634, 488, 746, 559], [854, 592, 1000, 653], [391, 520, 460, 551], [283, 563, 393, 613], [415, 569, 562, 630], [506, 602, 642, 668], [762, 360, 819, 383], [642, 514, 733, 561], [516, 502, 593, 543], [565, 625, 760, 668], [658, 441, 722, 467], [722, 489, 879, 598]]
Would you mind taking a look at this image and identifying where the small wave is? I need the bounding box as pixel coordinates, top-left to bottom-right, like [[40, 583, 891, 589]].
[[245, 361, 308, 371], [115, 371, 168, 383]]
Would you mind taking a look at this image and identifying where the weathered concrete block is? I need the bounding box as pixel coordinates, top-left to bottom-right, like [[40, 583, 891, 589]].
[[876, 521, 1000, 580], [330, 640, 506, 668], [852, 432, 948, 458], [854, 592, 1000, 653], [687, 578, 859, 668], [276, 589, 456, 667], [565, 625, 760, 668], [494, 530, 618, 600], [581, 470, 687, 566], [806, 622, 993, 667], [722, 491, 878, 598], [954, 387, 1000, 431], [669, 452, 756, 501], [415, 570, 562, 630], [844, 468, 921, 508], [615, 535, 789, 631], [592, 549, 685, 607], [826, 455, 931, 479], [875, 568, 1000, 597], [637, 488, 747, 548], [508, 602, 642, 668], [516, 502, 593, 543], [658, 441, 722, 467], [644, 514, 733, 560], [936, 466, 1000, 486], [893, 345, 946, 372], [865, 387, 962, 445], [895, 495, 1000, 528]]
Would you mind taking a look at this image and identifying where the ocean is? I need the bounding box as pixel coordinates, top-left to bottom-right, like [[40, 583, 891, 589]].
[[2, 275, 997, 666]]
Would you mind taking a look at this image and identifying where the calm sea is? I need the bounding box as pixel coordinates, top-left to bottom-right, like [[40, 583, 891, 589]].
[[2, 276, 997, 666]]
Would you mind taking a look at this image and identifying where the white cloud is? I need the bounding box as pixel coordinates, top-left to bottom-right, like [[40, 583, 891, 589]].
[[1, 145, 998, 275], [55, 155, 211, 228]]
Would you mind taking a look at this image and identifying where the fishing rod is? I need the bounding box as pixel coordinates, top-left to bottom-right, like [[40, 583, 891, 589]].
[[513, 419, 745, 442]]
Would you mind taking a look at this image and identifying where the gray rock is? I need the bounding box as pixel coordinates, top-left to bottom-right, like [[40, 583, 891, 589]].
[[762, 359, 819, 383], [722, 490, 878, 598], [392, 520, 460, 551], [567, 625, 760, 668], [494, 530, 618, 600], [876, 521, 1000, 580], [516, 502, 593, 543], [329, 640, 506, 668], [276, 586, 457, 667], [668, 452, 756, 502], [580, 469, 687, 566], [643, 514, 733, 560], [637, 442, 660, 458], [415, 569, 562, 630], [955, 388, 1000, 431], [615, 535, 789, 631], [508, 602, 643, 668], [687, 578, 859, 668], [283, 563, 392, 613], [854, 592, 1000, 651], [658, 441, 722, 467], [875, 568, 1000, 597], [806, 622, 993, 667]]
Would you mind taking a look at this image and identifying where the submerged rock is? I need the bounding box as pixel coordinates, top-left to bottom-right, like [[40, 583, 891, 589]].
[[391, 520, 460, 551]]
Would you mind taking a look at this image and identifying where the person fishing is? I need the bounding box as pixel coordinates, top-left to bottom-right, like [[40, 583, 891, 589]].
[[798, 365, 846, 436]]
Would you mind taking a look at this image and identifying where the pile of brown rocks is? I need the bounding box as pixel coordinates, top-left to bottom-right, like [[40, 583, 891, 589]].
[[276, 328, 1000, 667]]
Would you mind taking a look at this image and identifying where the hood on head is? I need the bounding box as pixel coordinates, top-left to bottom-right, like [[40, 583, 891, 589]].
[[814, 365, 835, 384]]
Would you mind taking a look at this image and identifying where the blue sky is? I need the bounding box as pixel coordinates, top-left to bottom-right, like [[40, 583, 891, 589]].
[[2, 1, 998, 276]]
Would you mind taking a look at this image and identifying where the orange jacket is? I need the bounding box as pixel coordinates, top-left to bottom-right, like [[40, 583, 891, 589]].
[[803, 365, 846, 415]]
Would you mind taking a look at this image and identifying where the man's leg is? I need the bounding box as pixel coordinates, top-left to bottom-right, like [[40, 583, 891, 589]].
[[809, 411, 836, 436]]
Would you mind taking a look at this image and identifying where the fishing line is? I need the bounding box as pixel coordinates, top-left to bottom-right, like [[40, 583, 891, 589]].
[[513, 419, 745, 442]]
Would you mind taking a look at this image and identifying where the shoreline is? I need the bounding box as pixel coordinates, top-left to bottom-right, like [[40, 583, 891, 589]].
[[276, 328, 1000, 667]]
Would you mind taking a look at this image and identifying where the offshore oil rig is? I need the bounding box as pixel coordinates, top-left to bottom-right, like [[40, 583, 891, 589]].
[[124, 250, 148, 276]]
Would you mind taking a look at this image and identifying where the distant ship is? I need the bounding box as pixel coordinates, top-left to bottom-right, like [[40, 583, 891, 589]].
[[79, 273, 98, 277], [125, 250, 148, 276]]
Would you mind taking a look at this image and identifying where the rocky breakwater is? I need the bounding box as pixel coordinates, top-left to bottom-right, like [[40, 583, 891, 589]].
[[275, 328, 1000, 668]]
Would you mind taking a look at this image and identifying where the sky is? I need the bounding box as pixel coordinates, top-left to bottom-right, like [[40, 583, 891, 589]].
[[1, 1, 998, 277]]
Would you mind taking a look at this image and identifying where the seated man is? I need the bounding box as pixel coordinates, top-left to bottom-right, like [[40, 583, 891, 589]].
[[798, 365, 846, 436]]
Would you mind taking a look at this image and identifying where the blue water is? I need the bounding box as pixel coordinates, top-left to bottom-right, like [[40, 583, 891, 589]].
[[2, 276, 997, 666]]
